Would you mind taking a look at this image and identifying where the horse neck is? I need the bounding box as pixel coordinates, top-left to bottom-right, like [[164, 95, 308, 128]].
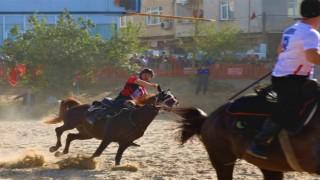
[[134, 95, 156, 106], [133, 104, 159, 127]]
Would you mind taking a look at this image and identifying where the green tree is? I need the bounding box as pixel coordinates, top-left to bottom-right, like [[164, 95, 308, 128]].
[[2, 11, 102, 92], [1, 11, 144, 94], [188, 22, 244, 62], [100, 22, 145, 72]]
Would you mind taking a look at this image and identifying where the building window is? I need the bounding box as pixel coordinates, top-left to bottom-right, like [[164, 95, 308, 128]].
[[220, 1, 234, 20], [120, 16, 133, 27], [288, 0, 302, 17], [146, 6, 162, 25], [193, 9, 204, 18]]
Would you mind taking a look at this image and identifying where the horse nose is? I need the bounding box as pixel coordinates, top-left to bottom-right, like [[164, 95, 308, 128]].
[[175, 101, 180, 106], [171, 99, 179, 107], [165, 98, 177, 107]]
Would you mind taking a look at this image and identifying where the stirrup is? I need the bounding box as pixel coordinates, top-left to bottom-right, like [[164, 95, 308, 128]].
[[246, 146, 267, 159], [87, 116, 95, 125]]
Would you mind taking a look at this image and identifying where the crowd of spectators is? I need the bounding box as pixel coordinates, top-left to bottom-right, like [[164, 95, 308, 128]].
[[213, 54, 277, 68], [129, 51, 190, 70], [0, 56, 12, 64], [128, 51, 277, 70]]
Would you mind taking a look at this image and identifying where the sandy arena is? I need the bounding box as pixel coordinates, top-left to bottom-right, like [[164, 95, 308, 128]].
[[1, 118, 320, 180]]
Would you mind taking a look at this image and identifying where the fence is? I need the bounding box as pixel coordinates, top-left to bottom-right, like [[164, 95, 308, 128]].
[[0, 64, 272, 85], [97, 64, 272, 79]]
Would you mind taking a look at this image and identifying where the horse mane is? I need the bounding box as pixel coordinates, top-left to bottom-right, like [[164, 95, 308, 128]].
[[131, 94, 156, 106], [65, 97, 82, 104]]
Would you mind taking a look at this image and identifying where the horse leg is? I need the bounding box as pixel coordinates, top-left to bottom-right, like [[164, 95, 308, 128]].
[[115, 142, 132, 165], [212, 160, 235, 180], [260, 168, 283, 180], [205, 143, 236, 180], [90, 138, 111, 158], [49, 126, 66, 152], [54, 133, 92, 157]]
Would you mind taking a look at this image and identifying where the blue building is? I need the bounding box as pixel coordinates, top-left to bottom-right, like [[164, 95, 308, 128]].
[[0, 0, 141, 45]]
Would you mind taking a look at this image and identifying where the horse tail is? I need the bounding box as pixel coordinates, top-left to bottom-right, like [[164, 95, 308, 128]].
[[43, 98, 81, 124], [172, 106, 208, 144]]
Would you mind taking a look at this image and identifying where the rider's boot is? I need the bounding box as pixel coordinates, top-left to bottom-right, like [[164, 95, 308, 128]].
[[124, 100, 135, 108], [246, 118, 281, 159]]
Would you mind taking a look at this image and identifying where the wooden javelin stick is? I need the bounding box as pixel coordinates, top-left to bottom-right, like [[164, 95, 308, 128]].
[[125, 12, 215, 22], [228, 71, 272, 101]]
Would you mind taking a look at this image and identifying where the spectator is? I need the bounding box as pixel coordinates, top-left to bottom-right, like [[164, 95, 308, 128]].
[[147, 54, 156, 69], [167, 51, 175, 71], [129, 53, 138, 65], [158, 51, 167, 70], [73, 70, 81, 95], [139, 55, 148, 67], [247, 54, 258, 64], [195, 65, 210, 95], [14, 88, 36, 119]]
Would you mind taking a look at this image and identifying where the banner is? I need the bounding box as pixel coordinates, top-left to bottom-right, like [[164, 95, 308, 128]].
[[7, 67, 17, 86]]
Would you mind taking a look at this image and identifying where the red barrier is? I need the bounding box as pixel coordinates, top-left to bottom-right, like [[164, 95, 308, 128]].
[[96, 64, 272, 79], [0, 64, 273, 82], [209, 64, 271, 79]]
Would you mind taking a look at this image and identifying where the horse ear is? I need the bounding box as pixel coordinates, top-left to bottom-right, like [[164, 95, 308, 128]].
[[157, 85, 162, 92], [167, 89, 170, 91]]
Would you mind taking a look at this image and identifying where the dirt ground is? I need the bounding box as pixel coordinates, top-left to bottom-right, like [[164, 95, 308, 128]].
[[1, 78, 320, 179]]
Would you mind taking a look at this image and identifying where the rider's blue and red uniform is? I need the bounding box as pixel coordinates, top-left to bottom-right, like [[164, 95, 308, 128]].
[[114, 76, 147, 106]]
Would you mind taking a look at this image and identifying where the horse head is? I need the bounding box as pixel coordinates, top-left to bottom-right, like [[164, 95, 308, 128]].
[[155, 85, 179, 108], [132, 85, 179, 108]]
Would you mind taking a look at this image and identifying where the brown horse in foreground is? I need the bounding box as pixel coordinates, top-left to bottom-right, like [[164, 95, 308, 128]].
[[44, 87, 179, 165], [172, 95, 320, 180]]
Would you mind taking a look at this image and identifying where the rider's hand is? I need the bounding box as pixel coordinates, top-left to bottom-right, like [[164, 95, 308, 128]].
[[152, 84, 158, 88]]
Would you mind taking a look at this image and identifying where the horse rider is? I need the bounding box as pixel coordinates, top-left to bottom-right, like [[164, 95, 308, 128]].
[[88, 68, 159, 125], [246, 0, 320, 159]]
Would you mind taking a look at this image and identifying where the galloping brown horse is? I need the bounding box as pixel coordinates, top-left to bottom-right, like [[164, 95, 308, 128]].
[[172, 92, 320, 180], [44, 86, 179, 165]]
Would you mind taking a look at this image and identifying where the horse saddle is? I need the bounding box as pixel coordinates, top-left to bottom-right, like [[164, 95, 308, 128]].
[[88, 97, 114, 111], [87, 97, 136, 122], [227, 83, 319, 133], [227, 84, 276, 116]]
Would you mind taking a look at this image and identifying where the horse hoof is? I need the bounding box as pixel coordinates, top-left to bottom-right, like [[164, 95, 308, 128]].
[[49, 146, 58, 152], [54, 151, 65, 157], [130, 142, 140, 147]]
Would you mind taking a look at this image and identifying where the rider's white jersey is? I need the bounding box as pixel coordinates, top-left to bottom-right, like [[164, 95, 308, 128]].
[[272, 21, 320, 77]]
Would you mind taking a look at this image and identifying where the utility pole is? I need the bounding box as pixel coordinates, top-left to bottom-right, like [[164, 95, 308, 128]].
[[262, 11, 267, 58], [192, 0, 200, 71], [262, 11, 266, 42], [248, 0, 251, 33]]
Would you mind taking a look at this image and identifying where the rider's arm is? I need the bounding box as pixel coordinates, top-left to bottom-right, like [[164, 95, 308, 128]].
[[305, 49, 320, 65], [134, 78, 158, 89], [277, 43, 282, 54], [303, 29, 320, 65]]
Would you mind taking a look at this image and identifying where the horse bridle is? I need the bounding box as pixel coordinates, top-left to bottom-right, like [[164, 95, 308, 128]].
[[154, 91, 176, 110]]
